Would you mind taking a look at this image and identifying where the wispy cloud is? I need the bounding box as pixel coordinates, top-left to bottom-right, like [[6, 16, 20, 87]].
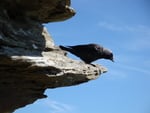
[[117, 63, 150, 75], [105, 69, 128, 80], [106, 62, 150, 80], [115, 54, 150, 75], [128, 38, 150, 51], [98, 21, 124, 31], [44, 99, 75, 113], [98, 21, 150, 51], [98, 21, 150, 36]]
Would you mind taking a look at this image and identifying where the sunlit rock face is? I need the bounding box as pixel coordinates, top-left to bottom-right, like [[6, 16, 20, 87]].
[[0, 0, 107, 113]]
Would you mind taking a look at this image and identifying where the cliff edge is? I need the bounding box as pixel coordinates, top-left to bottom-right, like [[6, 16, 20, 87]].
[[0, 0, 107, 113]]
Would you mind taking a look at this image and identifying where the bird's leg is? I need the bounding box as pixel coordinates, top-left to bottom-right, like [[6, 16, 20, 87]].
[[90, 63, 97, 67]]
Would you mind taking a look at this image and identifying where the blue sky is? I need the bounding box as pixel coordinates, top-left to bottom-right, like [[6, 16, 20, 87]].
[[15, 0, 150, 113]]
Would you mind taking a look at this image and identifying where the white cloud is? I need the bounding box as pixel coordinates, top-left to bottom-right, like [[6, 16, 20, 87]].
[[105, 62, 150, 81], [117, 62, 150, 76], [127, 37, 150, 51], [105, 69, 128, 80], [44, 99, 75, 113], [98, 21, 150, 36], [98, 21, 124, 31], [98, 21, 150, 52]]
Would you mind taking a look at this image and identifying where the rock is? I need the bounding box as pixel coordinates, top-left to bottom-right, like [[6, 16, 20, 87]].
[[0, 54, 107, 113], [0, 0, 107, 113], [0, 0, 75, 23]]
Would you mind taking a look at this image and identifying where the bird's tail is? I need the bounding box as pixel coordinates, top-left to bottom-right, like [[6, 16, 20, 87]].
[[59, 45, 70, 51]]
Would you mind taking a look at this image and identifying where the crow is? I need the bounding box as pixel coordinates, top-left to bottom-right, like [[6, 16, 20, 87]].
[[59, 43, 114, 64]]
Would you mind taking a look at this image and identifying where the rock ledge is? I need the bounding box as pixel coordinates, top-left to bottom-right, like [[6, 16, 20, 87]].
[[0, 0, 107, 113]]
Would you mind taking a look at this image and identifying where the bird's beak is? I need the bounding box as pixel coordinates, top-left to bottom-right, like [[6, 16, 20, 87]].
[[111, 58, 114, 62]]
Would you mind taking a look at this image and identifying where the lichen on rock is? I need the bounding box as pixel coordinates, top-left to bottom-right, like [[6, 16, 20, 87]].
[[0, 0, 107, 113]]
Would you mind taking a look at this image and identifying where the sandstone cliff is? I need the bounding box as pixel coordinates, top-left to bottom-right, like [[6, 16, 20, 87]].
[[0, 0, 107, 113]]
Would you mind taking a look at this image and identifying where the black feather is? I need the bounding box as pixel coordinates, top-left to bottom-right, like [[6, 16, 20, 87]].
[[59, 43, 114, 64]]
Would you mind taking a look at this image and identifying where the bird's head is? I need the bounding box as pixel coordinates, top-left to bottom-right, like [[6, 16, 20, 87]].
[[103, 48, 114, 62], [109, 52, 114, 62]]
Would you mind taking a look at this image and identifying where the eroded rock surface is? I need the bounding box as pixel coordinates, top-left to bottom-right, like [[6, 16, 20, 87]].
[[0, 0, 75, 23], [0, 0, 107, 113]]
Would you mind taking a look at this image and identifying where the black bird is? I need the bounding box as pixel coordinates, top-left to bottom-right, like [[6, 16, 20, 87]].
[[59, 43, 114, 64]]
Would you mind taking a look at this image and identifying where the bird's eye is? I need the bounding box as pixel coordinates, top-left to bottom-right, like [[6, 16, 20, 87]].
[[95, 46, 100, 51]]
